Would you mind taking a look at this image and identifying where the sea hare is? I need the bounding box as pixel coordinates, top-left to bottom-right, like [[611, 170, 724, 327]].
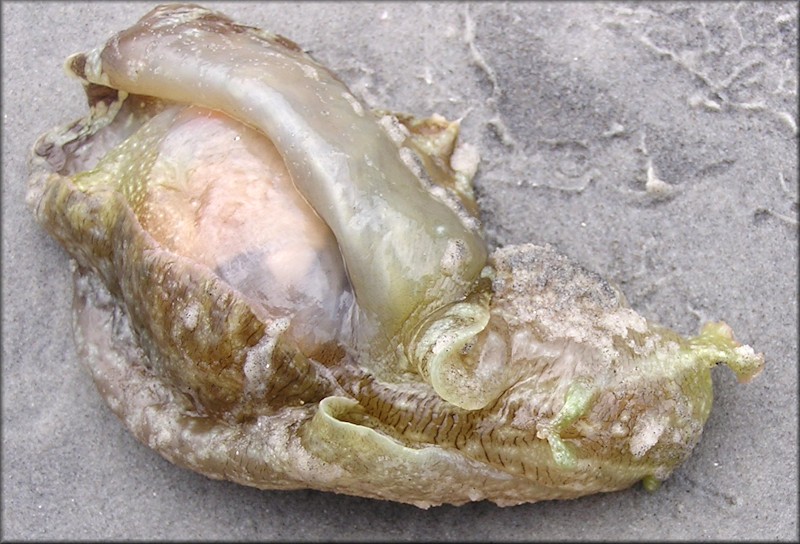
[[27, 3, 764, 507]]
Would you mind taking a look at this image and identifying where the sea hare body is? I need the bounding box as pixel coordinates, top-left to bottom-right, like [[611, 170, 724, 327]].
[[27, 4, 764, 507]]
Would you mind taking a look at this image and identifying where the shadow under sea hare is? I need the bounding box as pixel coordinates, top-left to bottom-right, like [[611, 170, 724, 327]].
[[26, 3, 764, 507]]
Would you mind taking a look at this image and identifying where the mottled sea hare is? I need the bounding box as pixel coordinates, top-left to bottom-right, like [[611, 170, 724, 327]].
[[27, 3, 764, 507]]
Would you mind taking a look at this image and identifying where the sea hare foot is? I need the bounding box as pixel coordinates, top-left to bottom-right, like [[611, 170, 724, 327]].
[[27, 3, 764, 507]]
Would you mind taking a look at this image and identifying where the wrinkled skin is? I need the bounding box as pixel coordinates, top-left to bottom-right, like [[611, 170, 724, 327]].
[[27, 4, 764, 508]]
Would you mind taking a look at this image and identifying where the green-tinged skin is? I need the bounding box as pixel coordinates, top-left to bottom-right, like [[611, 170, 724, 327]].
[[27, 3, 764, 508]]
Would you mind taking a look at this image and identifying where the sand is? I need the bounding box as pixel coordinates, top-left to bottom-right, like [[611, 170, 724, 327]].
[[2, 2, 797, 540]]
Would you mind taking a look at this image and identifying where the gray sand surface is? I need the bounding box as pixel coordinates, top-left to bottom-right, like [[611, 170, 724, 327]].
[[2, 1, 797, 540]]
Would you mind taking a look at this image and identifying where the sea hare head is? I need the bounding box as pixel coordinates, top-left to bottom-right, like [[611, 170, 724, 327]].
[[27, 3, 764, 507]]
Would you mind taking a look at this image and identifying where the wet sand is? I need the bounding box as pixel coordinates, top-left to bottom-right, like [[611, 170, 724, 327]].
[[3, 2, 797, 540]]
